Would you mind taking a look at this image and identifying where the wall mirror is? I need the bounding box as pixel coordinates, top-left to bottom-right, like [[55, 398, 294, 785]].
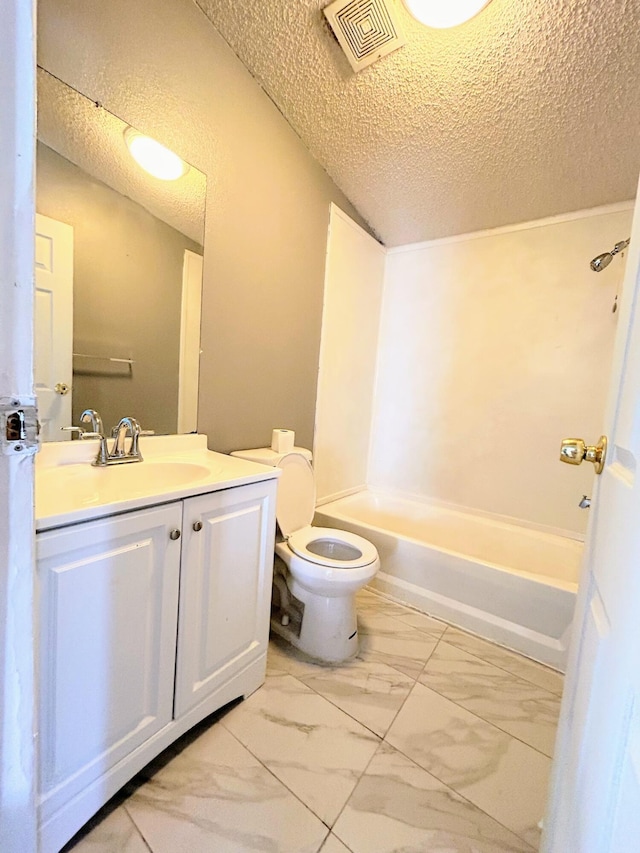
[[35, 68, 207, 441]]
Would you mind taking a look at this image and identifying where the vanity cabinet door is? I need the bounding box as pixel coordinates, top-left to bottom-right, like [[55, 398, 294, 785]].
[[37, 503, 182, 820], [174, 480, 277, 718]]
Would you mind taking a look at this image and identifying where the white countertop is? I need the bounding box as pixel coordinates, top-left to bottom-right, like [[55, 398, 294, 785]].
[[36, 434, 280, 532]]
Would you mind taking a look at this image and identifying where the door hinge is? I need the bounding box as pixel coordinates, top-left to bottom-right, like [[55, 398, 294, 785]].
[[1, 397, 39, 456]]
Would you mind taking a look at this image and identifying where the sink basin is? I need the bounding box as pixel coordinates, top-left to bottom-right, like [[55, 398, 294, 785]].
[[37, 460, 214, 512], [35, 434, 281, 531], [104, 461, 214, 491]]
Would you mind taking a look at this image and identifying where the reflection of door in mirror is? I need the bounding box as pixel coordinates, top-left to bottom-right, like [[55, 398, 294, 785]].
[[35, 214, 73, 441], [178, 250, 203, 434], [35, 69, 206, 440]]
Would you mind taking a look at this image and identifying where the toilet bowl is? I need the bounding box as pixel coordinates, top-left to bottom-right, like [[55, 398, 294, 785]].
[[231, 448, 380, 662]]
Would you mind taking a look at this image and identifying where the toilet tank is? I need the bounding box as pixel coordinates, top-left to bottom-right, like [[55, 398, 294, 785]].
[[230, 447, 313, 467]]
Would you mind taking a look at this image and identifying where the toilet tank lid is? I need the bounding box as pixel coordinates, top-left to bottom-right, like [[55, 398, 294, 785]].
[[230, 447, 312, 466]]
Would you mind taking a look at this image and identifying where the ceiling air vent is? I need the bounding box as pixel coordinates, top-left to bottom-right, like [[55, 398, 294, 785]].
[[324, 0, 406, 73]]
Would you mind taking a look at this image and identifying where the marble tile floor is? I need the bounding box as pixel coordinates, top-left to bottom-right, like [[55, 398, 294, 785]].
[[65, 589, 563, 853]]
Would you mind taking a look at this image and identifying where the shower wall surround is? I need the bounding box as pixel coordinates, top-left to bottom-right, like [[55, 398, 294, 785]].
[[314, 205, 386, 503], [369, 203, 634, 535]]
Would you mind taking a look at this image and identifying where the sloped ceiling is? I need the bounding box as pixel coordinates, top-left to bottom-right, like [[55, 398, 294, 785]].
[[197, 0, 640, 246]]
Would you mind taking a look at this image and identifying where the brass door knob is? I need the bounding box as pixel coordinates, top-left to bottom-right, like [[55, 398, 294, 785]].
[[560, 436, 607, 475], [55, 382, 71, 395]]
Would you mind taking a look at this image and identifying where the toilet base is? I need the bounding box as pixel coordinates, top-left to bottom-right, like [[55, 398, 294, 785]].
[[271, 574, 359, 663]]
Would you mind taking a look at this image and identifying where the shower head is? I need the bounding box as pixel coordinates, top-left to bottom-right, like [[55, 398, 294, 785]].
[[590, 238, 631, 272]]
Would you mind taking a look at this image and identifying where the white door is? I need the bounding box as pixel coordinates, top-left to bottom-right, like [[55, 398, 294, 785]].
[[37, 503, 182, 850], [0, 3, 37, 851], [35, 213, 73, 440], [543, 192, 640, 851], [173, 481, 277, 718], [177, 249, 203, 433]]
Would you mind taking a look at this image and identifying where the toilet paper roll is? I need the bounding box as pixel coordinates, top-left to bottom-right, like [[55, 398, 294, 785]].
[[271, 429, 295, 453]]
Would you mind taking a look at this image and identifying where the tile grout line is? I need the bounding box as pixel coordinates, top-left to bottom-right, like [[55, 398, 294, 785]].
[[438, 632, 564, 699], [294, 636, 444, 737], [408, 672, 558, 761], [372, 633, 447, 736], [321, 730, 386, 849], [326, 828, 355, 852], [219, 700, 379, 835], [122, 802, 156, 853], [442, 625, 565, 695], [418, 648, 561, 757], [377, 733, 538, 852], [364, 591, 563, 693], [272, 650, 447, 744], [363, 588, 562, 682], [359, 605, 449, 642], [320, 833, 356, 853], [266, 653, 400, 739]]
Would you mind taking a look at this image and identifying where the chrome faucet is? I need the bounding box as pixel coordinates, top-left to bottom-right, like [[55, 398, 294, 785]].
[[61, 411, 144, 466], [110, 417, 143, 463]]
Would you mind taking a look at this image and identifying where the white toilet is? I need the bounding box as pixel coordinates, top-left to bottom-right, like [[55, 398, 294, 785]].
[[231, 448, 380, 662]]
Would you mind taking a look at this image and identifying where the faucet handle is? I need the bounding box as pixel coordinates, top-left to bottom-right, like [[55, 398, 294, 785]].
[[61, 426, 105, 441], [61, 425, 85, 438]]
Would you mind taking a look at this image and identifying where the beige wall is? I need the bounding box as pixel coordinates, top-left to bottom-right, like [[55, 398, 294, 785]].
[[38, 0, 371, 453], [36, 143, 202, 435], [370, 204, 634, 535]]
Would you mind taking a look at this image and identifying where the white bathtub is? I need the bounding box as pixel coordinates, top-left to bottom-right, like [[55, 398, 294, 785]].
[[315, 490, 583, 670]]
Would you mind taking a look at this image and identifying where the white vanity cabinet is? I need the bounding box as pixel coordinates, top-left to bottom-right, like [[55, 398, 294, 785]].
[[36, 475, 277, 853]]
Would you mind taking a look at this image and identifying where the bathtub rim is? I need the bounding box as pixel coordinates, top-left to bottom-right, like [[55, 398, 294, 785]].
[[315, 491, 581, 593], [316, 485, 586, 544]]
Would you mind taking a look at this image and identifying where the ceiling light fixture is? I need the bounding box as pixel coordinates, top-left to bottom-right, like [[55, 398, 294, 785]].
[[124, 128, 188, 181], [403, 0, 492, 29]]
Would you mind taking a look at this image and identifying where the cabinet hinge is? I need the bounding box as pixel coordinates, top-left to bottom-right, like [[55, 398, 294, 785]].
[[1, 397, 39, 456]]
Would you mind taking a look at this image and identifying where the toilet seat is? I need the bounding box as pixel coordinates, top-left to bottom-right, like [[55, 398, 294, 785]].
[[287, 525, 378, 569], [275, 455, 377, 569]]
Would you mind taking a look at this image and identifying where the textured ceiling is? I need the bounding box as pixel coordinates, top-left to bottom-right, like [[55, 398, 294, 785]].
[[197, 0, 640, 246], [37, 69, 207, 244]]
